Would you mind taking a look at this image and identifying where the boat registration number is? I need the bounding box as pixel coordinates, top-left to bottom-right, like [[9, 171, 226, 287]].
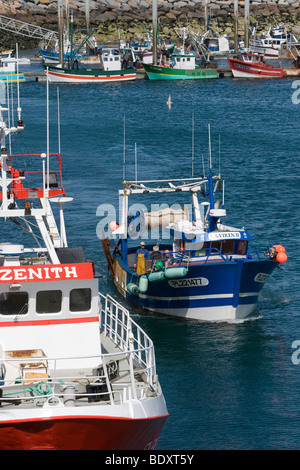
[[254, 273, 270, 283], [168, 277, 209, 288]]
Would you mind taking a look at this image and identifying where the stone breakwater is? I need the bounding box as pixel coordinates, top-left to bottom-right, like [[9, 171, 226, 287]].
[[2, 0, 300, 42]]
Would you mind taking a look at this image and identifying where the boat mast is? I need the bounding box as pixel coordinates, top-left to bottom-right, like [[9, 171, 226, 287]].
[[123, 114, 126, 181], [152, 0, 158, 65], [234, 0, 239, 53], [0, 138, 9, 212], [207, 124, 216, 231], [0, 86, 23, 211], [85, 0, 90, 31], [135, 142, 137, 182], [65, 0, 70, 40], [58, 0, 64, 66], [244, 0, 250, 49], [46, 65, 50, 195], [191, 112, 194, 177], [204, 0, 209, 32], [70, 12, 74, 66]]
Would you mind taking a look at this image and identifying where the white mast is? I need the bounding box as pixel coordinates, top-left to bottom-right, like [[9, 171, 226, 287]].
[[191, 112, 194, 177], [16, 43, 21, 123], [135, 142, 137, 182], [46, 67, 50, 196], [57, 87, 61, 155], [123, 114, 126, 181]]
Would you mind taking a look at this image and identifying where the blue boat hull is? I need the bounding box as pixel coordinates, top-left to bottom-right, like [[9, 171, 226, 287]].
[[113, 257, 278, 321]]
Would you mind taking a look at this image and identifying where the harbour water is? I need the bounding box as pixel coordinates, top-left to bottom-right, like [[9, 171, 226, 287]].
[[3, 58, 300, 449]]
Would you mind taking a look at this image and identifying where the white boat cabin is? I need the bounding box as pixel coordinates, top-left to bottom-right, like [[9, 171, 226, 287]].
[[101, 50, 122, 71], [204, 35, 230, 54], [171, 52, 196, 70], [237, 52, 264, 64], [0, 57, 16, 73], [0, 243, 101, 370]]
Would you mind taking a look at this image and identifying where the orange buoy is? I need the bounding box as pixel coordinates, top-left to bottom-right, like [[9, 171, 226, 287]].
[[276, 252, 287, 264], [109, 221, 119, 231], [273, 244, 286, 253]]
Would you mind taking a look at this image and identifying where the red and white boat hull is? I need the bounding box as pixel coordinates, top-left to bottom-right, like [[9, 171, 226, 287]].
[[0, 395, 168, 450], [228, 57, 286, 78]]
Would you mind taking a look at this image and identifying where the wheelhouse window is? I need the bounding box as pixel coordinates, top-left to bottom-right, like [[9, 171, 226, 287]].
[[223, 240, 235, 255], [70, 288, 91, 312], [36, 290, 62, 314], [0, 292, 28, 316], [237, 241, 248, 255], [210, 241, 222, 253]]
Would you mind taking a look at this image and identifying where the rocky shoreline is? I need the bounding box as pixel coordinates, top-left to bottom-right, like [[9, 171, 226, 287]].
[[1, 0, 300, 48]]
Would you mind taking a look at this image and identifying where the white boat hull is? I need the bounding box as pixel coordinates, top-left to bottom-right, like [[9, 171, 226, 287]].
[[142, 303, 257, 322], [231, 69, 266, 79], [231, 68, 283, 79], [250, 42, 280, 58]]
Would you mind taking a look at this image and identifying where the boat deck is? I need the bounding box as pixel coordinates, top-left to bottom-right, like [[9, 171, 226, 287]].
[[0, 318, 157, 411]]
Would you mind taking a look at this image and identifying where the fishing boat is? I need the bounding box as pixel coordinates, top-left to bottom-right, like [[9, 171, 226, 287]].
[[0, 52, 25, 83], [39, 46, 81, 65], [201, 31, 230, 56], [44, 49, 136, 83], [249, 25, 298, 58], [143, 50, 217, 80], [0, 79, 167, 450], [228, 51, 286, 78], [102, 128, 287, 322], [143, 25, 217, 80]]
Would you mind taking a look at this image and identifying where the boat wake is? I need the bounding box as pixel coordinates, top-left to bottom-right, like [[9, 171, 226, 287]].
[[225, 315, 264, 324], [258, 290, 295, 308], [211, 314, 264, 325]]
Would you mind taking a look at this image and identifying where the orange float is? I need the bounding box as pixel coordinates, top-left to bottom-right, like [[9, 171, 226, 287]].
[[276, 252, 288, 264], [273, 244, 286, 253]]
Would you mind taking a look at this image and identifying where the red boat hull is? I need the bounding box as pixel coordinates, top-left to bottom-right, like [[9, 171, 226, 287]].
[[228, 57, 286, 78], [0, 415, 168, 450]]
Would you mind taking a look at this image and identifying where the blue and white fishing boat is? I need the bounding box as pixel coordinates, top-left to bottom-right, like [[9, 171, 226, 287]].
[[39, 47, 82, 65], [102, 130, 287, 322]]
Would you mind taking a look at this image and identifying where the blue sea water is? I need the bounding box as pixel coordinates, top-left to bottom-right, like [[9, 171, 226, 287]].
[[4, 59, 300, 450]]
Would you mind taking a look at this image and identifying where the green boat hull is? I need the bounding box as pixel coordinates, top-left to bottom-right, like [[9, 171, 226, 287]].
[[143, 64, 218, 80]]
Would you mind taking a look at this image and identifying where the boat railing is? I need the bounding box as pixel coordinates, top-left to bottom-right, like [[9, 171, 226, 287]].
[[0, 354, 151, 407], [0, 351, 154, 407], [149, 247, 228, 269], [4, 153, 65, 199], [149, 244, 272, 268], [99, 292, 157, 388], [0, 295, 158, 407], [247, 244, 272, 261]]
